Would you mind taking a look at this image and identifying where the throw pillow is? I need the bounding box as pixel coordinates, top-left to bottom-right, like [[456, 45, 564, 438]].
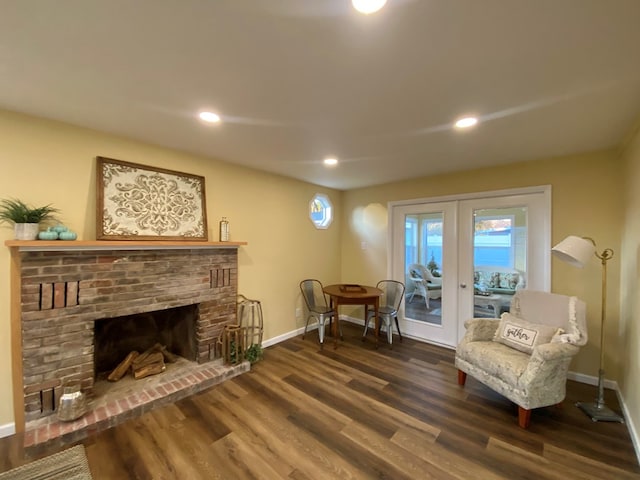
[[500, 272, 520, 290], [493, 312, 563, 354], [476, 270, 491, 288]]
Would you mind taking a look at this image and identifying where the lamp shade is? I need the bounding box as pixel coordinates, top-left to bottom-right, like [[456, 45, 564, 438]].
[[551, 235, 596, 268]]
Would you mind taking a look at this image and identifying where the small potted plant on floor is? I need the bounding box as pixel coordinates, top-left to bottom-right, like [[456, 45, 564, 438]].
[[0, 198, 59, 240]]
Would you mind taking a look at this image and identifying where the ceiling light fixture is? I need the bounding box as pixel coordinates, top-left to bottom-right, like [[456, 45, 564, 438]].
[[199, 111, 221, 123], [323, 157, 339, 166], [454, 116, 478, 129], [352, 0, 387, 15]]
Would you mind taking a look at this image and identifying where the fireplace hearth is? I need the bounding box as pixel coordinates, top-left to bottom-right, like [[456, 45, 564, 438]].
[[24, 355, 248, 448]]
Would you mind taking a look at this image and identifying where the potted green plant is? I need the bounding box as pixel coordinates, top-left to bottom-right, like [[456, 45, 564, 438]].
[[427, 253, 441, 277], [0, 198, 59, 240], [244, 344, 263, 364]]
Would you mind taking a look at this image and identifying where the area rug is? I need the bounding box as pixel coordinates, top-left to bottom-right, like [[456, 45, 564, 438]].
[[0, 445, 92, 480]]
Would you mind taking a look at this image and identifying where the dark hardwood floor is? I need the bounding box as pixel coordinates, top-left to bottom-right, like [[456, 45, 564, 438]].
[[1, 322, 639, 479]]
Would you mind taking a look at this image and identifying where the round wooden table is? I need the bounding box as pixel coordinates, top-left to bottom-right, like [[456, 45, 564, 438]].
[[323, 284, 383, 348]]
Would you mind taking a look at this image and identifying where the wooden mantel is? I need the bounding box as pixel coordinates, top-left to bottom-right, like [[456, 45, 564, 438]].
[[5, 240, 247, 251]]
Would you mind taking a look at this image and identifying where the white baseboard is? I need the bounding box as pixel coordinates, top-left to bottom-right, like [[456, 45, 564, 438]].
[[261, 326, 306, 348], [341, 315, 365, 326], [0, 423, 15, 438], [262, 316, 364, 348], [617, 391, 640, 465], [567, 371, 618, 391]]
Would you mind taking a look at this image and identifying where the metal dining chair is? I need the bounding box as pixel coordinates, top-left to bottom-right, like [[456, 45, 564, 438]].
[[299, 279, 339, 348], [363, 280, 405, 345]]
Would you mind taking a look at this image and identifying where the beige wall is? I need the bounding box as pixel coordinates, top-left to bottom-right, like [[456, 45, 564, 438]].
[[1, 107, 634, 437], [0, 109, 342, 426], [620, 123, 640, 449], [341, 151, 624, 381]]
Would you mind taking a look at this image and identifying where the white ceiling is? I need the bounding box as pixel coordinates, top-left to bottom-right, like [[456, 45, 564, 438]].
[[1, 0, 640, 190]]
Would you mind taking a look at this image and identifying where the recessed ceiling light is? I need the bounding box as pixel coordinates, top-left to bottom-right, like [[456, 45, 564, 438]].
[[323, 157, 339, 166], [199, 111, 221, 123], [352, 0, 387, 15], [454, 116, 478, 129]]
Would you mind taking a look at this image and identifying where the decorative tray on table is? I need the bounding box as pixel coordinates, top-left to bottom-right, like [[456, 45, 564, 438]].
[[340, 284, 367, 293]]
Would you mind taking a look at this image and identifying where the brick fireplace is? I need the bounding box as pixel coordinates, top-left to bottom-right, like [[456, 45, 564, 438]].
[[7, 241, 247, 445]]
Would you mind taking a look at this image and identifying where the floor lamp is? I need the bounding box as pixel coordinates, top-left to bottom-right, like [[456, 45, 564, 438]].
[[551, 235, 624, 423]]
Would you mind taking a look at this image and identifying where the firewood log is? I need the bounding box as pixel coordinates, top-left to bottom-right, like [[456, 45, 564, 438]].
[[157, 344, 178, 363], [132, 351, 164, 370], [133, 361, 166, 379], [107, 351, 139, 382]]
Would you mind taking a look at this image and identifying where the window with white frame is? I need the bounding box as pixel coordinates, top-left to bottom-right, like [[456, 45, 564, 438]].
[[474, 214, 516, 267], [309, 194, 333, 229]]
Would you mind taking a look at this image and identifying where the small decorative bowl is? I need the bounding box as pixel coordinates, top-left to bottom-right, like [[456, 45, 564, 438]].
[[38, 228, 58, 240], [58, 230, 77, 241]]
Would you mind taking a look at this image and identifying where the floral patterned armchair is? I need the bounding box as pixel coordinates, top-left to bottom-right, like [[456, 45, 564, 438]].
[[455, 289, 587, 428]]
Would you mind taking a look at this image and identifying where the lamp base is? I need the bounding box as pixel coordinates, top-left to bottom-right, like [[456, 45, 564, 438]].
[[576, 401, 624, 423]]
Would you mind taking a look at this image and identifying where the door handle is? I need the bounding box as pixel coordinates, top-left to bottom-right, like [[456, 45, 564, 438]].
[[460, 283, 467, 288]]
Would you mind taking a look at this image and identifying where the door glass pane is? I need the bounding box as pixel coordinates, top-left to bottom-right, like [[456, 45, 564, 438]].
[[404, 212, 443, 325], [473, 207, 527, 318]]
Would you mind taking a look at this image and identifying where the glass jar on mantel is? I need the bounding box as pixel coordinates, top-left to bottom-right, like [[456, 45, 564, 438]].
[[219, 217, 230, 241]]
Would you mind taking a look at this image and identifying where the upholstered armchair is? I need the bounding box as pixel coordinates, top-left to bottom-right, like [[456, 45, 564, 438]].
[[455, 289, 587, 428]]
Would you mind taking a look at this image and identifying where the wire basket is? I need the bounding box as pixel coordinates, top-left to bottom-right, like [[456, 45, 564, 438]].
[[237, 294, 264, 350]]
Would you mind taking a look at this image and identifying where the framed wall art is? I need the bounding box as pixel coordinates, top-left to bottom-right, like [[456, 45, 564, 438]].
[[96, 157, 208, 241]]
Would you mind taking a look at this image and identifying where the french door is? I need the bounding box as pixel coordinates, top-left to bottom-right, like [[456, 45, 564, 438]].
[[389, 187, 551, 348], [391, 201, 458, 346]]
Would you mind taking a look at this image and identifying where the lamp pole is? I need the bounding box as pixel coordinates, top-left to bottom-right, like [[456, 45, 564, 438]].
[[576, 244, 624, 422]]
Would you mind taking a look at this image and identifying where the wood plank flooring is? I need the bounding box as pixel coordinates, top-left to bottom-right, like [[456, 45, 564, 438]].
[[1, 322, 638, 479]]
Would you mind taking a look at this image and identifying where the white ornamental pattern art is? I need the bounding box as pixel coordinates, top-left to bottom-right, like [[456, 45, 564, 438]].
[[101, 162, 205, 237]]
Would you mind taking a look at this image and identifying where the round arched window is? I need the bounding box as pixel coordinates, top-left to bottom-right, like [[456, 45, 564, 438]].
[[309, 194, 333, 229]]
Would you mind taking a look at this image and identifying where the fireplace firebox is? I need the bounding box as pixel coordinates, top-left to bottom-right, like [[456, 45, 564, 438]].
[[94, 304, 198, 376]]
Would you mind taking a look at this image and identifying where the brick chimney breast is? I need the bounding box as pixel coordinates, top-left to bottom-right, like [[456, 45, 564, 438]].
[[18, 248, 238, 421]]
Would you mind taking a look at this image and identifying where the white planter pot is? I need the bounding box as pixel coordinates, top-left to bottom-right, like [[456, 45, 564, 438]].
[[14, 223, 40, 240]]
